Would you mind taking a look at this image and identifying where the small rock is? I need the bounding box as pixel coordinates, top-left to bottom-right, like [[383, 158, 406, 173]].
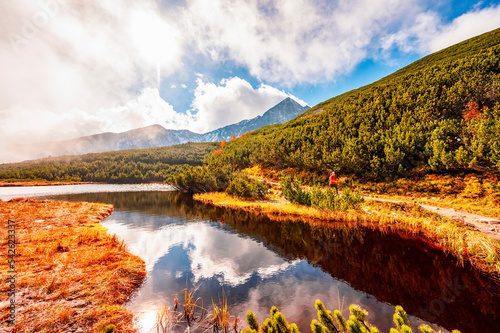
[[463, 222, 478, 229], [478, 219, 500, 225]]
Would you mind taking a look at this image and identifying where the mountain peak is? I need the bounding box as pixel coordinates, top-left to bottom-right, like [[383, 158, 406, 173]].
[[277, 96, 308, 108], [261, 97, 309, 121], [200, 97, 310, 142], [129, 124, 166, 132]]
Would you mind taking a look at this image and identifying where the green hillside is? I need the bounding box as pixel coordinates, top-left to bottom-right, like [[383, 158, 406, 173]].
[[219, 28, 500, 180], [306, 28, 500, 117]]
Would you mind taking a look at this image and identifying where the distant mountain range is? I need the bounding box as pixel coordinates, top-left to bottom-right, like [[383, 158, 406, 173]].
[[200, 97, 309, 142], [5, 97, 309, 162]]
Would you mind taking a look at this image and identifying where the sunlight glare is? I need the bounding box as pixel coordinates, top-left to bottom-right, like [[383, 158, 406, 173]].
[[128, 10, 181, 81], [136, 309, 159, 333]]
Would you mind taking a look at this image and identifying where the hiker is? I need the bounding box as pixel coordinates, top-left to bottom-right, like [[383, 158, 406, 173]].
[[329, 171, 339, 195]]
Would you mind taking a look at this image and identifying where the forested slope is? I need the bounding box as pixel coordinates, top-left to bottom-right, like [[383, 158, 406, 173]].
[[218, 28, 500, 179], [0, 142, 219, 183]]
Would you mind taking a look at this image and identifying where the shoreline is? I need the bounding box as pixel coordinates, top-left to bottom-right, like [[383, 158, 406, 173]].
[[194, 192, 500, 279], [0, 181, 91, 187], [0, 198, 146, 333]]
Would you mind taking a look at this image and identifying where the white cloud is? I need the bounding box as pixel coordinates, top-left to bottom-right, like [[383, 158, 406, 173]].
[[0, 88, 190, 145], [380, 12, 440, 53], [382, 4, 500, 54], [99, 88, 194, 133], [111, 77, 307, 134], [1, 0, 497, 152], [181, 0, 419, 84], [0, 0, 183, 142], [428, 5, 500, 52], [188, 76, 307, 133], [103, 219, 297, 285]]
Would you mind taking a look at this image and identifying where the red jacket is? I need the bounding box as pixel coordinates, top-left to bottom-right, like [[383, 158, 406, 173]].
[[329, 174, 337, 184]]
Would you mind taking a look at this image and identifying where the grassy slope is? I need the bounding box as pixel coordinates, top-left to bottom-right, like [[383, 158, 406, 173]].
[[217, 27, 500, 183]]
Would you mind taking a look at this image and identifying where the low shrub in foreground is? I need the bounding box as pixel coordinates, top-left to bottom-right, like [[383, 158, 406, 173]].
[[225, 173, 267, 199], [281, 176, 364, 210], [153, 283, 464, 333], [310, 186, 364, 210], [169, 164, 233, 193], [243, 300, 460, 333], [170, 164, 267, 199]]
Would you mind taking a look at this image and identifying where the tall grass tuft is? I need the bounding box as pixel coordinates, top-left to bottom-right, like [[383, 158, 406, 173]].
[[154, 287, 240, 333], [211, 292, 239, 333]]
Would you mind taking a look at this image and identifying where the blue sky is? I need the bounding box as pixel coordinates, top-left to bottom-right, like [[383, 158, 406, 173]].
[[1, 0, 500, 149]]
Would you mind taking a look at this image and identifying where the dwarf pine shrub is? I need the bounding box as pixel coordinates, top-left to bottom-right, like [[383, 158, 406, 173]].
[[99, 325, 116, 333], [282, 177, 364, 211], [311, 301, 461, 333], [241, 301, 463, 333], [281, 176, 312, 205], [393, 305, 410, 331], [242, 306, 299, 333], [225, 174, 267, 199], [170, 164, 233, 193]]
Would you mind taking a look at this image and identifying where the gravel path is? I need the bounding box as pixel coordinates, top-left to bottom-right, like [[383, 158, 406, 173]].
[[365, 196, 500, 241]]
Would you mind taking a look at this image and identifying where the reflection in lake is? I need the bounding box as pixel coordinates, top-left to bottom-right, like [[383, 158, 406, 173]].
[[29, 190, 500, 333]]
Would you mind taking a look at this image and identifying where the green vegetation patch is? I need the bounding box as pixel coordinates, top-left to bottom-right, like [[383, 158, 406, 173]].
[[281, 176, 364, 210]]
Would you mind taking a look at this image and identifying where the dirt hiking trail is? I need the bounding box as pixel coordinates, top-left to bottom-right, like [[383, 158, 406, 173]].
[[365, 196, 500, 241]]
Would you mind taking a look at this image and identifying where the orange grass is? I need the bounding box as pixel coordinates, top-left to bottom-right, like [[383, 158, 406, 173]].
[[0, 198, 146, 333], [194, 192, 500, 278], [153, 285, 211, 333]]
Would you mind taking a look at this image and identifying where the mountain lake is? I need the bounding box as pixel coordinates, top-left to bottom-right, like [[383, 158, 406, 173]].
[[1, 184, 499, 333]]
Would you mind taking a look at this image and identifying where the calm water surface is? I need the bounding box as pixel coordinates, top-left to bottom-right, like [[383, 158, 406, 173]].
[[1, 185, 499, 333]]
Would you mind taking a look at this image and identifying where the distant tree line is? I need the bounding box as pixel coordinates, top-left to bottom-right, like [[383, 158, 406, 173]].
[[0, 142, 219, 183]]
